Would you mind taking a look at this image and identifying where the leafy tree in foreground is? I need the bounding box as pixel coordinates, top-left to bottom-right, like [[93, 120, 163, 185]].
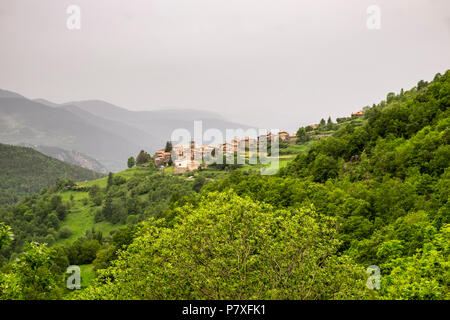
[[0, 243, 63, 299], [77, 191, 367, 300], [379, 225, 449, 300]]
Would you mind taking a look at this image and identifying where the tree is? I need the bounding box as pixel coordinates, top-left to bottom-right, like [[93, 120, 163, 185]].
[[89, 184, 102, 206], [417, 80, 428, 91], [58, 226, 72, 239], [0, 223, 12, 250], [326, 117, 334, 130], [386, 92, 396, 104], [193, 175, 206, 193], [295, 127, 310, 144], [380, 225, 449, 299], [0, 243, 63, 299], [106, 172, 113, 190], [136, 150, 151, 165], [164, 141, 173, 153], [127, 157, 135, 169], [319, 118, 326, 127], [312, 154, 338, 182], [78, 192, 367, 300]]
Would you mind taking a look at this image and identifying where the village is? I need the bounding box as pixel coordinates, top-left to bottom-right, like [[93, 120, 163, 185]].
[[153, 130, 295, 174], [152, 109, 365, 174]]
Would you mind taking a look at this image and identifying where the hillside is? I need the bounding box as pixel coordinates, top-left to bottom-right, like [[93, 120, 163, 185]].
[[0, 143, 104, 206], [25, 145, 108, 174], [0, 97, 141, 172], [0, 71, 448, 300]]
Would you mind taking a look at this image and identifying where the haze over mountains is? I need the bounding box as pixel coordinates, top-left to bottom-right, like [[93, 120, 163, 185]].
[[0, 89, 250, 172], [19, 144, 108, 174]]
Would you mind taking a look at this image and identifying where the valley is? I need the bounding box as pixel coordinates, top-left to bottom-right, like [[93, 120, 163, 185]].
[[0, 71, 448, 300]]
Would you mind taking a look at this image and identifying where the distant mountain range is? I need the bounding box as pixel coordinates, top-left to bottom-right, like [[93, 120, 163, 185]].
[[0, 89, 250, 171]]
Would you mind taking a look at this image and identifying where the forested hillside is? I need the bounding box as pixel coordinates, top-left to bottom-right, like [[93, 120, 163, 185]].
[[0, 143, 104, 206], [0, 71, 448, 300]]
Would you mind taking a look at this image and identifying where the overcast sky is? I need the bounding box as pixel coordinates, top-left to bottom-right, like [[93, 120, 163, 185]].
[[0, 0, 449, 132]]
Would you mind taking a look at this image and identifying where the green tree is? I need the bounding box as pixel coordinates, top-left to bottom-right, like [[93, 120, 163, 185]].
[[295, 127, 310, 144], [0, 243, 63, 299], [58, 226, 72, 239], [312, 154, 338, 182], [380, 225, 449, 299], [319, 118, 326, 128], [164, 141, 173, 153], [106, 172, 113, 190], [326, 117, 334, 130], [127, 157, 136, 169], [136, 150, 151, 165], [77, 192, 366, 300], [193, 175, 206, 193], [0, 223, 13, 250], [386, 92, 396, 104]]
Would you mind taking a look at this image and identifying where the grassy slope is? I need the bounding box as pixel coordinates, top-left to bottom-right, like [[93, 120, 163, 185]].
[[57, 167, 153, 244]]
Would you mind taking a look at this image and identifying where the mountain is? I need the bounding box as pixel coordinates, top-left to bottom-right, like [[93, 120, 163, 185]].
[[0, 143, 104, 206], [19, 144, 108, 174], [0, 96, 143, 172], [0, 89, 25, 99], [64, 100, 253, 146], [59, 103, 158, 151], [32, 98, 60, 107], [0, 90, 252, 172]]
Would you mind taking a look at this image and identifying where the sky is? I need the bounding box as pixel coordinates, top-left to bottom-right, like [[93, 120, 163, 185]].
[[0, 0, 449, 132]]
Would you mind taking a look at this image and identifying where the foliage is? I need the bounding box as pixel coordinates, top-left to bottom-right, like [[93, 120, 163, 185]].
[[1, 70, 449, 300], [127, 157, 135, 169], [77, 192, 367, 299], [0, 242, 64, 299], [136, 150, 151, 165], [0, 223, 13, 250]]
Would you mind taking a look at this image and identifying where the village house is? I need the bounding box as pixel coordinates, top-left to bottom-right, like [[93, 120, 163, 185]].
[[351, 110, 364, 117], [154, 149, 172, 166], [221, 142, 234, 154], [173, 159, 201, 174], [243, 137, 258, 150], [278, 131, 290, 141], [170, 141, 206, 173]]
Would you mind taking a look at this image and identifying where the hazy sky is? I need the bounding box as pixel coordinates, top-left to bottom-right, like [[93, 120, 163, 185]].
[[1, 0, 449, 132]]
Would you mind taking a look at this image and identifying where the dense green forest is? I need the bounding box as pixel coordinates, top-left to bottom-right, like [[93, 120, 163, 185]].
[[0, 71, 448, 300], [0, 143, 104, 206]]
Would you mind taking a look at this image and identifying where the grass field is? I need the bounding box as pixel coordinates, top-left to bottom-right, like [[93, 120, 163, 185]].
[[80, 264, 95, 288], [58, 191, 125, 244]]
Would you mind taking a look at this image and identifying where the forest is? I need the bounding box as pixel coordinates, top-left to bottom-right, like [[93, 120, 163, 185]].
[[0, 70, 448, 300], [0, 143, 104, 206]]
